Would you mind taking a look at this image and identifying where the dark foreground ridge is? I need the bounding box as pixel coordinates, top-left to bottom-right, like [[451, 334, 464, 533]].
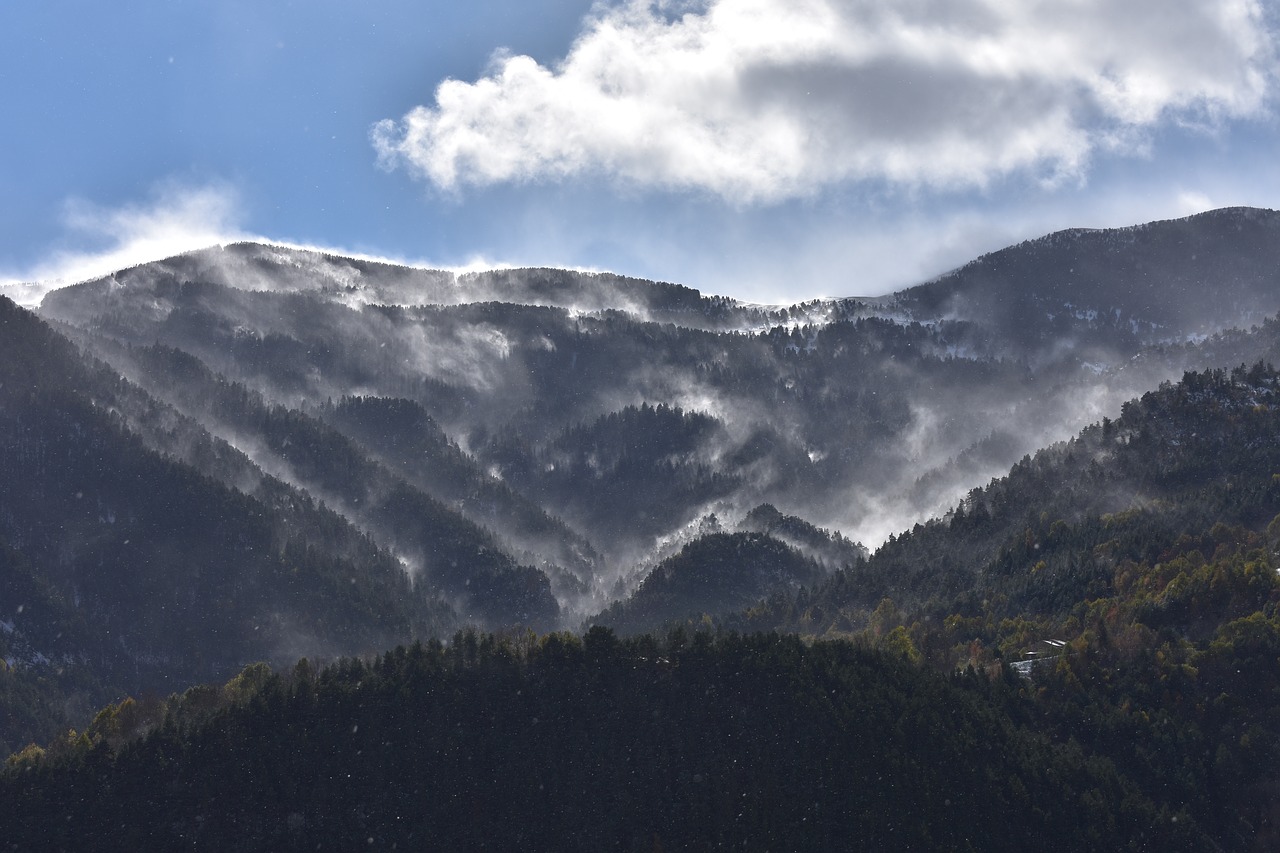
[[1, 631, 1198, 852]]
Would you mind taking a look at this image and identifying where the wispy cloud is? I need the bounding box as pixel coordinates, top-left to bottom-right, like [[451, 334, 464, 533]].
[[0, 182, 245, 307], [372, 0, 1275, 204]]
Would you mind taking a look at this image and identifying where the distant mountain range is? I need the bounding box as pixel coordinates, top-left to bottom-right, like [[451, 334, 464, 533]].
[[4, 206, 1280, 750]]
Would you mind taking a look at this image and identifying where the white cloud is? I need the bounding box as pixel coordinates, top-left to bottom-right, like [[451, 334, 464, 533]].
[[372, 0, 1275, 203], [0, 182, 245, 307]]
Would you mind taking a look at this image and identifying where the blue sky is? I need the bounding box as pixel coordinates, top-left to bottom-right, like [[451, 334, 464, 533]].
[[3, 0, 1279, 304]]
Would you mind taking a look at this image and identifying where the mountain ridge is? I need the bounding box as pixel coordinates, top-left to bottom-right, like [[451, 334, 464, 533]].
[[7, 205, 1280, 757]]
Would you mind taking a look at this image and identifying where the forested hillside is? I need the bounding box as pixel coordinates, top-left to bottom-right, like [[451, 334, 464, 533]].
[[747, 362, 1280, 637], [702, 364, 1280, 848], [0, 631, 1201, 852], [890, 206, 1280, 350], [0, 297, 456, 751]]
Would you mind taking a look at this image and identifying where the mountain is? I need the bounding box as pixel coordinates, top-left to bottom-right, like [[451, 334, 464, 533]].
[[38, 209, 1280, 573], [882, 206, 1280, 357], [6, 206, 1280, 746], [7, 208, 1280, 848]]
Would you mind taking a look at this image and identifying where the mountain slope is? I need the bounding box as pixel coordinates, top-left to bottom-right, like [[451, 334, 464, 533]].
[[21, 242, 1173, 562], [60, 336, 562, 626], [28, 207, 1280, 624], [886, 207, 1280, 354], [596, 531, 826, 635], [0, 297, 456, 746], [740, 361, 1280, 633], [0, 632, 1199, 852], [717, 363, 1280, 849]]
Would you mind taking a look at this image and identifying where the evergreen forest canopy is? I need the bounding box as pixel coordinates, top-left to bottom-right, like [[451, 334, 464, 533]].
[[4, 207, 1280, 848]]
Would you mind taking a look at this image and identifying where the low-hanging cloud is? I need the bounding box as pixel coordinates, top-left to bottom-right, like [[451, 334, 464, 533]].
[[372, 0, 1275, 203]]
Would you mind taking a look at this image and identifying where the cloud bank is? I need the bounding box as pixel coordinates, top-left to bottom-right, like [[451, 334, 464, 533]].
[[372, 0, 1274, 203]]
